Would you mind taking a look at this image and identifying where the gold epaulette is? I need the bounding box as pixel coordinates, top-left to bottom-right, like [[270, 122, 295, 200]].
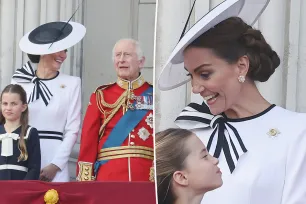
[[95, 85, 129, 139], [94, 82, 116, 93], [94, 82, 118, 114]]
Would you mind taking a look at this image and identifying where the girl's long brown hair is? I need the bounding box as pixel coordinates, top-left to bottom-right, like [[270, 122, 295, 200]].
[[156, 128, 194, 204], [0, 84, 29, 161]]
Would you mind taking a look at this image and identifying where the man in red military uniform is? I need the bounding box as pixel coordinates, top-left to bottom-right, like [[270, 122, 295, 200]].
[[76, 39, 154, 182]]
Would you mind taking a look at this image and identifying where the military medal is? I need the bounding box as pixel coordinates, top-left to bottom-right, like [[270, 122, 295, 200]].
[[138, 127, 150, 141], [145, 113, 153, 128]]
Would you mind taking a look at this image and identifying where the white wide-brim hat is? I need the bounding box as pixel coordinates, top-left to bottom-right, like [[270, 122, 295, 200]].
[[19, 21, 86, 55], [158, 0, 270, 91]]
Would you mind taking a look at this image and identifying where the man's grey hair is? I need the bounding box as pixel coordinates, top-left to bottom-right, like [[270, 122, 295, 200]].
[[112, 38, 144, 61]]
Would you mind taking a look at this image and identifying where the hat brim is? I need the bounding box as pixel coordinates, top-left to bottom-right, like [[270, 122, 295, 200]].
[[19, 21, 86, 55], [158, 0, 270, 91]]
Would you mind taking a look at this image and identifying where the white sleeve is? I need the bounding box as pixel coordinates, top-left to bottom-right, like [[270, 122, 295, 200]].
[[51, 77, 81, 170], [281, 128, 306, 203]]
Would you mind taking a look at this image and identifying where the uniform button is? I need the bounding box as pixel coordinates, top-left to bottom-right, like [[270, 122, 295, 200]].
[[84, 176, 89, 180], [85, 167, 89, 170], [84, 172, 89, 175], [131, 135, 135, 138], [130, 142, 135, 146]]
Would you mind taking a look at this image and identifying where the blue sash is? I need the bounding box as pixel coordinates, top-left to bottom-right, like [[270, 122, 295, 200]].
[[94, 86, 153, 174]]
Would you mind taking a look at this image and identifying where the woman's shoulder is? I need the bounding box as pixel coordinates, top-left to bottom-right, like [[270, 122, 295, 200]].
[[57, 73, 81, 89], [273, 106, 306, 120], [272, 106, 306, 133], [58, 73, 80, 81]]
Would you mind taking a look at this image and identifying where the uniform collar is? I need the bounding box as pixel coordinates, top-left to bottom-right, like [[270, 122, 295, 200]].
[[116, 74, 145, 90]]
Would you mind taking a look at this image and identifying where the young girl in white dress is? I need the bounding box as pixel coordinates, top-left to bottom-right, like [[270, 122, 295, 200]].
[[0, 84, 40, 180]]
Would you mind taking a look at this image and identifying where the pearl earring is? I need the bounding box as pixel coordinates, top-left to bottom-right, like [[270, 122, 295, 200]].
[[238, 75, 245, 83]]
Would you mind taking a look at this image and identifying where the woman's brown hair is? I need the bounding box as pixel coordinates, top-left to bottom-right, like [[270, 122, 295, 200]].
[[0, 84, 29, 161], [156, 128, 194, 204], [186, 17, 280, 82]]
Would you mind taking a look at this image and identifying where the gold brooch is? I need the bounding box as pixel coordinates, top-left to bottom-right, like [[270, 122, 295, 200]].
[[267, 128, 280, 137], [44, 189, 59, 204], [60, 84, 66, 88]]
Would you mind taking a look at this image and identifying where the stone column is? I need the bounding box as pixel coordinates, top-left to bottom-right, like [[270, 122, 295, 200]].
[[285, 0, 301, 111], [296, 0, 306, 112], [155, 0, 191, 131], [256, 0, 287, 106], [0, 0, 16, 88]]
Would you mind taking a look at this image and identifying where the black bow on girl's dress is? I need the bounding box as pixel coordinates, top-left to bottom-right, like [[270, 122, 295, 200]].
[[175, 102, 247, 173], [12, 61, 53, 106]]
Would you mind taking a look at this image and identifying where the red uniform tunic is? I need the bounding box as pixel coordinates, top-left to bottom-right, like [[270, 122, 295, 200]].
[[76, 75, 154, 182]]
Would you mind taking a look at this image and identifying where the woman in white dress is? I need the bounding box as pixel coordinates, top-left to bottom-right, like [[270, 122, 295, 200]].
[[156, 128, 222, 204], [11, 21, 86, 182], [158, 0, 306, 203]]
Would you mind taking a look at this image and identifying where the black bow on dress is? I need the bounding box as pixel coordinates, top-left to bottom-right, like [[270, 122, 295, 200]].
[[12, 61, 53, 106], [175, 102, 247, 173]]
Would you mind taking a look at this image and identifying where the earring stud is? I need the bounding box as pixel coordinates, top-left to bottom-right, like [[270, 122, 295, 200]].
[[238, 75, 245, 83]]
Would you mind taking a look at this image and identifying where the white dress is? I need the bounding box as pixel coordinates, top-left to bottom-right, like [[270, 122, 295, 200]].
[[176, 103, 306, 204], [11, 61, 81, 182]]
